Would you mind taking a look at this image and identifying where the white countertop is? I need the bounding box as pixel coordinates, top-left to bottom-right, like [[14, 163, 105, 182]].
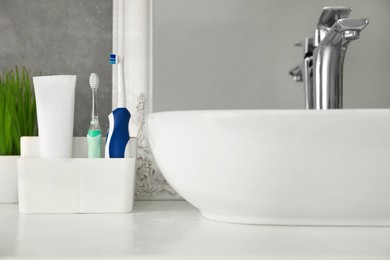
[[1, 201, 390, 260]]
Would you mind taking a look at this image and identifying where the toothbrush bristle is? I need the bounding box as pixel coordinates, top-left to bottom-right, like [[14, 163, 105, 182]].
[[89, 73, 99, 89], [109, 53, 117, 64]]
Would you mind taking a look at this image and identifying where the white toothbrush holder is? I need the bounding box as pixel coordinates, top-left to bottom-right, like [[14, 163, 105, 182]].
[[17, 137, 137, 214], [33, 75, 76, 158]]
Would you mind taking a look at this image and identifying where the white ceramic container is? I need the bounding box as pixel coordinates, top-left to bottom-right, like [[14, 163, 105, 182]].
[[18, 137, 137, 214], [33, 75, 76, 158], [0, 156, 19, 203], [146, 109, 390, 226]]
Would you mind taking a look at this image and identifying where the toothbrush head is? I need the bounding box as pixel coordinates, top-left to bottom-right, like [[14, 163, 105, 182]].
[[89, 73, 99, 89], [109, 53, 118, 65]]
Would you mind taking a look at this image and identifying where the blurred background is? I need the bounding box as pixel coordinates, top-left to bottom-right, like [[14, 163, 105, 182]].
[[0, 0, 112, 136], [2, 0, 390, 134]]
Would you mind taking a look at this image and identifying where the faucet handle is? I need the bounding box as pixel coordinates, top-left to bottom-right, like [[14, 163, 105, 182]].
[[318, 7, 353, 26], [315, 6, 353, 45], [337, 18, 369, 31]]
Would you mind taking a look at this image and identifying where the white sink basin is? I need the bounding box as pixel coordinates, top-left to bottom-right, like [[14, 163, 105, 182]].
[[146, 110, 390, 226]]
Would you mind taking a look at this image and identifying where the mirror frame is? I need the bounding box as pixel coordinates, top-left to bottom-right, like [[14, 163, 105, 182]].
[[113, 0, 179, 200]]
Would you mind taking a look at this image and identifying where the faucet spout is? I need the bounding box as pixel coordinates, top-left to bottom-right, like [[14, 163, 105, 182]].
[[313, 18, 369, 109], [337, 18, 369, 44]]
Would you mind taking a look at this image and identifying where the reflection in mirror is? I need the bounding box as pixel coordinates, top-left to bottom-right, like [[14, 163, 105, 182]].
[[153, 0, 390, 112]]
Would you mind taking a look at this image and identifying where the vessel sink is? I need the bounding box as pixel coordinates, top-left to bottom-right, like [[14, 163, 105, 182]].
[[146, 110, 390, 226]]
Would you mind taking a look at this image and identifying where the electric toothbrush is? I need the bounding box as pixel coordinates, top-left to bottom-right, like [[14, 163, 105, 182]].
[[87, 73, 102, 158], [105, 53, 131, 158]]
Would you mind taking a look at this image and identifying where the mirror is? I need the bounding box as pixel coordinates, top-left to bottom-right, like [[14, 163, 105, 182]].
[[152, 0, 390, 111]]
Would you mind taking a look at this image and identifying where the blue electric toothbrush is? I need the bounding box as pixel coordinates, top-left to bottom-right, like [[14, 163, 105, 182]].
[[105, 53, 131, 158]]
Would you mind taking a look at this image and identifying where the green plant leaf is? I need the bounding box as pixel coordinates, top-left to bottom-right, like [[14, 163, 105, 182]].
[[0, 67, 37, 155]]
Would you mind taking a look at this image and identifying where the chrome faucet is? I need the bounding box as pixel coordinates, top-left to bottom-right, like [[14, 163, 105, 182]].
[[290, 7, 369, 109]]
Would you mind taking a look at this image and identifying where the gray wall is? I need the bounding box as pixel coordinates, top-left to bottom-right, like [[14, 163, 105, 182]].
[[154, 0, 390, 111], [0, 0, 112, 136]]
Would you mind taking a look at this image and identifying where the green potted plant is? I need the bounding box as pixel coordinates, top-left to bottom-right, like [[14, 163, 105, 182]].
[[0, 67, 37, 203]]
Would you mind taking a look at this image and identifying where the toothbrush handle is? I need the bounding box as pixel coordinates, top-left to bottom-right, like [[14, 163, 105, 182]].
[[87, 130, 102, 158], [105, 108, 131, 158]]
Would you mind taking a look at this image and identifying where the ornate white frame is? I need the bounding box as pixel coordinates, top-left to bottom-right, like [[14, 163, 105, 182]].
[[112, 0, 180, 200]]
